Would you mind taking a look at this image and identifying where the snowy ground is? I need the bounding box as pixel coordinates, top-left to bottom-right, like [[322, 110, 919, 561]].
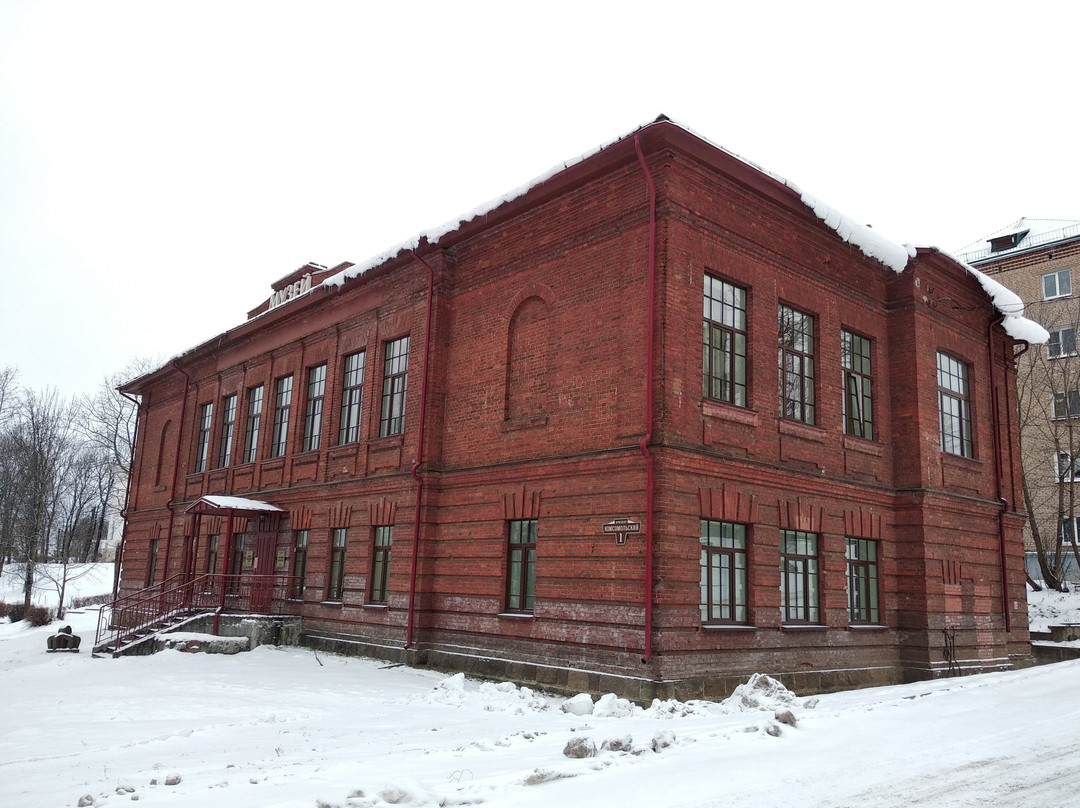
[[4, 570, 1080, 808]]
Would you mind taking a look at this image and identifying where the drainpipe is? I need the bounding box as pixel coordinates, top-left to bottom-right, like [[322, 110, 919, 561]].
[[634, 134, 657, 663], [404, 250, 436, 649], [987, 315, 1011, 632], [114, 390, 142, 600]]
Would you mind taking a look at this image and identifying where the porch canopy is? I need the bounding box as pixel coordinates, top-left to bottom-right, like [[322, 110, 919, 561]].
[[184, 495, 285, 517]]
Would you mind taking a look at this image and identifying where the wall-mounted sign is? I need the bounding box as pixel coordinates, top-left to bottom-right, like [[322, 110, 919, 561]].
[[602, 517, 641, 545], [269, 272, 312, 310]]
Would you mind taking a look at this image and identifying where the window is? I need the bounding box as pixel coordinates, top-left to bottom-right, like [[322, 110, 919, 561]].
[[937, 352, 972, 458], [194, 402, 213, 473], [243, 385, 263, 464], [146, 539, 159, 586], [506, 519, 537, 612], [370, 526, 393, 604], [380, 336, 410, 437], [217, 394, 237, 468], [780, 530, 819, 624], [1043, 269, 1072, 301], [302, 364, 327, 452], [291, 530, 308, 598], [338, 351, 365, 445], [699, 520, 748, 623], [1054, 390, 1080, 421], [327, 528, 347, 601], [702, 275, 748, 406], [842, 330, 873, 439], [846, 538, 879, 624], [1061, 517, 1080, 545], [778, 305, 815, 424], [270, 375, 293, 458], [206, 534, 220, 576], [1055, 451, 1080, 482], [1048, 328, 1077, 359]]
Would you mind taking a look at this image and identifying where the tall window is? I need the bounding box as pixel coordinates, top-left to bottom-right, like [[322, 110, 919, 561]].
[[506, 519, 537, 612], [1054, 390, 1080, 421], [1049, 328, 1078, 359], [846, 538, 879, 624], [380, 336, 410, 437], [243, 385, 263, 464], [780, 530, 819, 624], [146, 539, 159, 586], [291, 530, 308, 599], [270, 375, 293, 458], [206, 534, 220, 576], [302, 364, 327, 452], [327, 528, 347, 601], [779, 305, 815, 424], [1043, 269, 1072, 301], [700, 520, 748, 623], [842, 330, 873, 439], [217, 394, 237, 468], [338, 351, 365, 445], [370, 526, 393, 604], [1061, 517, 1080, 545], [937, 352, 972, 458], [194, 402, 213, 473], [702, 275, 748, 406]]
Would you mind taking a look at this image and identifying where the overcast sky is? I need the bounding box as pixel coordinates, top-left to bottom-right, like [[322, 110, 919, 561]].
[[2, 1, 1077, 398]]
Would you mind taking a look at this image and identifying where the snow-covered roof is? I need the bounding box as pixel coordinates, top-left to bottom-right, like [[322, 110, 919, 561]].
[[184, 495, 285, 514], [317, 116, 1046, 343], [955, 218, 1080, 264]]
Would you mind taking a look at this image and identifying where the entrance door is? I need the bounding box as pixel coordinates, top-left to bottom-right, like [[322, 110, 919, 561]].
[[251, 531, 276, 612]]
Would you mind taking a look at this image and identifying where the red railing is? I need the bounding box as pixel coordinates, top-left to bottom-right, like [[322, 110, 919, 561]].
[[95, 573, 302, 654]]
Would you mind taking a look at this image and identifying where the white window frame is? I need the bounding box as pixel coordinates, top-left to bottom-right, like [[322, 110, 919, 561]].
[[1043, 269, 1072, 301], [1061, 516, 1080, 545], [1055, 451, 1080, 483], [1048, 328, 1078, 359], [1053, 390, 1080, 421]]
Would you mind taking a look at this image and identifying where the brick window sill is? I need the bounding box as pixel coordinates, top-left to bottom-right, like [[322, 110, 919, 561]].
[[497, 612, 534, 620], [362, 603, 388, 610], [701, 624, 756, 631], [847, 624, 888, 632], [842, 435, 884, 456], [701, 399, 759, 426], [779, 624, 827, 631], [502, 414, 548, 432], [778, 418, 826, 442]]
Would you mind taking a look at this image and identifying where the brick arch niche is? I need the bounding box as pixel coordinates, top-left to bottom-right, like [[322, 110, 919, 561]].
[[504, 285, 555, 421]]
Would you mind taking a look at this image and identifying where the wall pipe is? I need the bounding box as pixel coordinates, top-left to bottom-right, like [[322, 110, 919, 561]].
[[404, 250, 436, 649], [634, 134, 657, 664], [113, 390, 142, 600], [987, 314, 1011, 632]]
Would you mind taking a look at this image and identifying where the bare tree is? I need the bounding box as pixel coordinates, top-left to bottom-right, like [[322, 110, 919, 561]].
[[1016, 302, 1080, 590]]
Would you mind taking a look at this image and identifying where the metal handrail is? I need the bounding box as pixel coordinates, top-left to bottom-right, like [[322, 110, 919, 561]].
[[95, 573, 302, 653]]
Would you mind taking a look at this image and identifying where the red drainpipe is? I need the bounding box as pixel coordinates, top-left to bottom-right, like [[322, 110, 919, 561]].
[[634, 134, 657, 663], [987, 314, 1012, 632], [114, 390, 142, 600], [405, 250, 436, 649]]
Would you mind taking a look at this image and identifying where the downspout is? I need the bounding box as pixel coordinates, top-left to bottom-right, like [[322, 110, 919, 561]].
[[405, 250, 436, 649], [634, 135, 657, 663], [987, 314, 1011, 632], [114, 390, 142, 600], [163, 361, 191, 587]]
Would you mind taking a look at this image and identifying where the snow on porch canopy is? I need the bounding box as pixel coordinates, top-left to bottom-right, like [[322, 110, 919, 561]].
[[184, 495, 286, 516]]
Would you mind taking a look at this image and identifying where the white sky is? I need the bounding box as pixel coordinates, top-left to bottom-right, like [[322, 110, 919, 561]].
[[2, 1, 1078, 397]]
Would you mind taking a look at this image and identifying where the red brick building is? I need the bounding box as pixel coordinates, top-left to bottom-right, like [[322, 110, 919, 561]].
[[117, 117, 1036, 699]]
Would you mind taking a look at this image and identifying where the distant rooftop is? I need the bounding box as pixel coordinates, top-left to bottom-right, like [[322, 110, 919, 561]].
[[956, 217, 1080, 264]]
